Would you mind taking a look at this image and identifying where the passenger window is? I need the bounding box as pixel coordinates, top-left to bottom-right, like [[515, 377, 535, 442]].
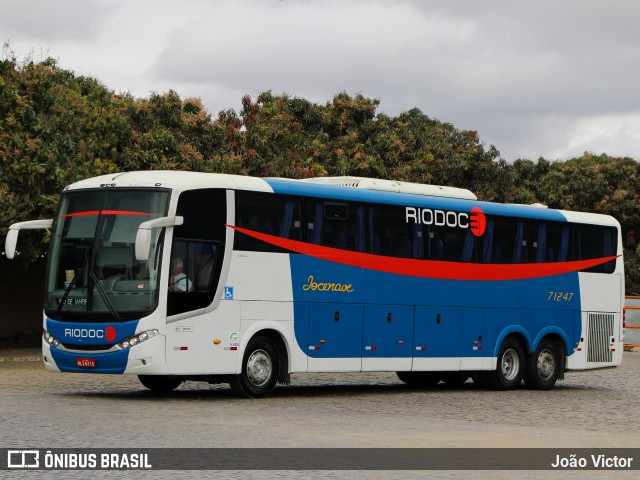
[[235, 192, 301, 252], [426, 225, 476, 262], [532, 222, 573, 263], [482, 218, 527, 264], [576, 225, 617, 273], [369, 205, 415, 258], [306, 201, 364, 252]]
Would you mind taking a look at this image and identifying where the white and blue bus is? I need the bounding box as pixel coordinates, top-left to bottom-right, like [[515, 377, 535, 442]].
[[5, 171, 624, 397]]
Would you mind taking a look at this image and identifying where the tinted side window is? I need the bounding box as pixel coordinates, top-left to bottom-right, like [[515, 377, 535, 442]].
[[481, 218, 528, 264], [370, 205, 416, 258], [305, 200, 364, 252], [532, 222, 573, 263], [577, 225, 617, 273], [425, 224, 476, 262], [235, 192, 301, 252]]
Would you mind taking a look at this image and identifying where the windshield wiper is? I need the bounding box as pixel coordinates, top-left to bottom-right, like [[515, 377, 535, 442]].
[[89, 271, 122, 322], [55, 268, 82, 318]]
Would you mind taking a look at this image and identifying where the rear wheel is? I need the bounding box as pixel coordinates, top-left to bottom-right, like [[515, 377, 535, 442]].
[[484, 338, 525, 390], [230, 336, 280, 398], [396, 371, 441, 387], [138, 375, 182, 392], [524, 339, 561, 390]]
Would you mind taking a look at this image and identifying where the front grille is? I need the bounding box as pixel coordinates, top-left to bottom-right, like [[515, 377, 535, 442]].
[[586, 313, 614, 363], [60, 343, 114, 352]]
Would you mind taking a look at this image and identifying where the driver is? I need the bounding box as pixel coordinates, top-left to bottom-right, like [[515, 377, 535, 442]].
[[169, 258, 192, 292]]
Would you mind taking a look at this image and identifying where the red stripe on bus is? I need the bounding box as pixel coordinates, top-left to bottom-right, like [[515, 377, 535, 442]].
[[62, 210, 154, 217], [228, 224, 619, 281]]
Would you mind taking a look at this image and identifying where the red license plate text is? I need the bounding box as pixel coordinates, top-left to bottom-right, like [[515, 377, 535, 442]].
[[76, 358, 96, 368]]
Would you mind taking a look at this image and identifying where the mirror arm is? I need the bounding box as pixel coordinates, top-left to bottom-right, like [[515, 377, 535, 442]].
[[5, 219, 53, 260], [135, 216, 183, 261]]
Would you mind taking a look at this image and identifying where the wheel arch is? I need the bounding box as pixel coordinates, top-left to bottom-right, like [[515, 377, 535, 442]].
[[493, 326, 532, 357], [237, 323, 291, 385], [531, 327, 570, 357]]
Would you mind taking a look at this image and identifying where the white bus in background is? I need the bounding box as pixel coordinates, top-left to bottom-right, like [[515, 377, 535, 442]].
[[5, 171, 624, 397]]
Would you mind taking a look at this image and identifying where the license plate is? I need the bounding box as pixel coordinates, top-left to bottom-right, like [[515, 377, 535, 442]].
[[76, 358, 96, 368]]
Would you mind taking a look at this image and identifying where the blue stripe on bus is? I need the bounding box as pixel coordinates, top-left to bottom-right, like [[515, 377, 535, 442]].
[[264, 178, 568, 222]]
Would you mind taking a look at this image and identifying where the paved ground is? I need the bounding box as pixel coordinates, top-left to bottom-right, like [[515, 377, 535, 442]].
[[1, 349, 639, 479]]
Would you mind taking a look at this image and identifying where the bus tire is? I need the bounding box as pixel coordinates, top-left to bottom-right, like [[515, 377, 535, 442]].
[[485, 338, 525, 390], [230, 336, 279, 398], [523, 339, 560, 390], [396, 371, 441, 387], [138, 375, 182, 392]]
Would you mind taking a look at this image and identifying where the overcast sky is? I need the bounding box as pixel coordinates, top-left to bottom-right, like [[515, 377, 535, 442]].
[[2, 0, 640, 162]]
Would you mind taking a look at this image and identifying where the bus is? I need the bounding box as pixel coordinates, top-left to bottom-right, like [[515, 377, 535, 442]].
[[4, 171, 624, 397]]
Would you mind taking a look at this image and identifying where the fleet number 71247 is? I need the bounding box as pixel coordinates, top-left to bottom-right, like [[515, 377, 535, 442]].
[[548, 292, 574, 302]]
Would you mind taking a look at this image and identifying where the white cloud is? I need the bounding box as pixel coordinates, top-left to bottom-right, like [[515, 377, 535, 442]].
[[0, 0, 113, 42], [152, 1, 476, 94], [2, 0, 640, 161], [552, 114, 640, 159]]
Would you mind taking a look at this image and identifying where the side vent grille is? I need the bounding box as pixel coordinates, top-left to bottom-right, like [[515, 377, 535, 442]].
[[587, 313, 614, 363]]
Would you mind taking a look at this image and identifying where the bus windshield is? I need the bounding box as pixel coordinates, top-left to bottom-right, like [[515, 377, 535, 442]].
[[45, 189, 170, 321]]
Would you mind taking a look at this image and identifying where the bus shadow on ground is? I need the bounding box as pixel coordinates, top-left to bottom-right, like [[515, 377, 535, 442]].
[[57, 379, 594, 401]]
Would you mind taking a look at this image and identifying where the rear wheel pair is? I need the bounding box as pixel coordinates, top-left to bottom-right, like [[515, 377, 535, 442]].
[[476, 338, 561, 390], [396, 337, 561, 391]]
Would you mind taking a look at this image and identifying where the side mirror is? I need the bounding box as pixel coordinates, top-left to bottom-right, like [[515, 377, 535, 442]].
[[135, 216, 184, 261], [5, 219, 53, 260]]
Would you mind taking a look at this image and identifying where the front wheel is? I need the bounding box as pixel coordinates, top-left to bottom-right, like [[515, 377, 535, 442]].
[[484, 338, 525, 390], [523, 340, 561, 390], [138, 375, 182, 392], [230, 336, 280, 398]]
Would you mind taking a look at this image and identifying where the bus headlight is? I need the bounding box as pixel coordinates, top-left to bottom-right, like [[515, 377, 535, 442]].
[[117, 329, 159, 350], [43, 330, 60, 348]]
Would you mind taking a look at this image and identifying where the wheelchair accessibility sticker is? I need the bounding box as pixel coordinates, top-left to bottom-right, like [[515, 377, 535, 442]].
[[224, 286, 234, 299]]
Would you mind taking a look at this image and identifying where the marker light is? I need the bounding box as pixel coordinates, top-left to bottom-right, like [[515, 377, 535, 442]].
[[117, 329, 159, 350]]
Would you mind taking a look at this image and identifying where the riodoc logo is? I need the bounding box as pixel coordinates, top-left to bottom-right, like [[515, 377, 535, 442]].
[[469, 207, 486, 237], [405, 206, 486, 236], [63, 326, 116, 342]]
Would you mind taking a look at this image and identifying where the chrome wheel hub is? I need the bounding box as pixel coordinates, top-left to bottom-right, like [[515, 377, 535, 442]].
[[246, 349, 272, 387], [501, 348, 520, 381], [537, 349, 556, 381]]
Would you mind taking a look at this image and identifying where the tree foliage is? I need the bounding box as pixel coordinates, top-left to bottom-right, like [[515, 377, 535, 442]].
[[1, 53, 640, 294]]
